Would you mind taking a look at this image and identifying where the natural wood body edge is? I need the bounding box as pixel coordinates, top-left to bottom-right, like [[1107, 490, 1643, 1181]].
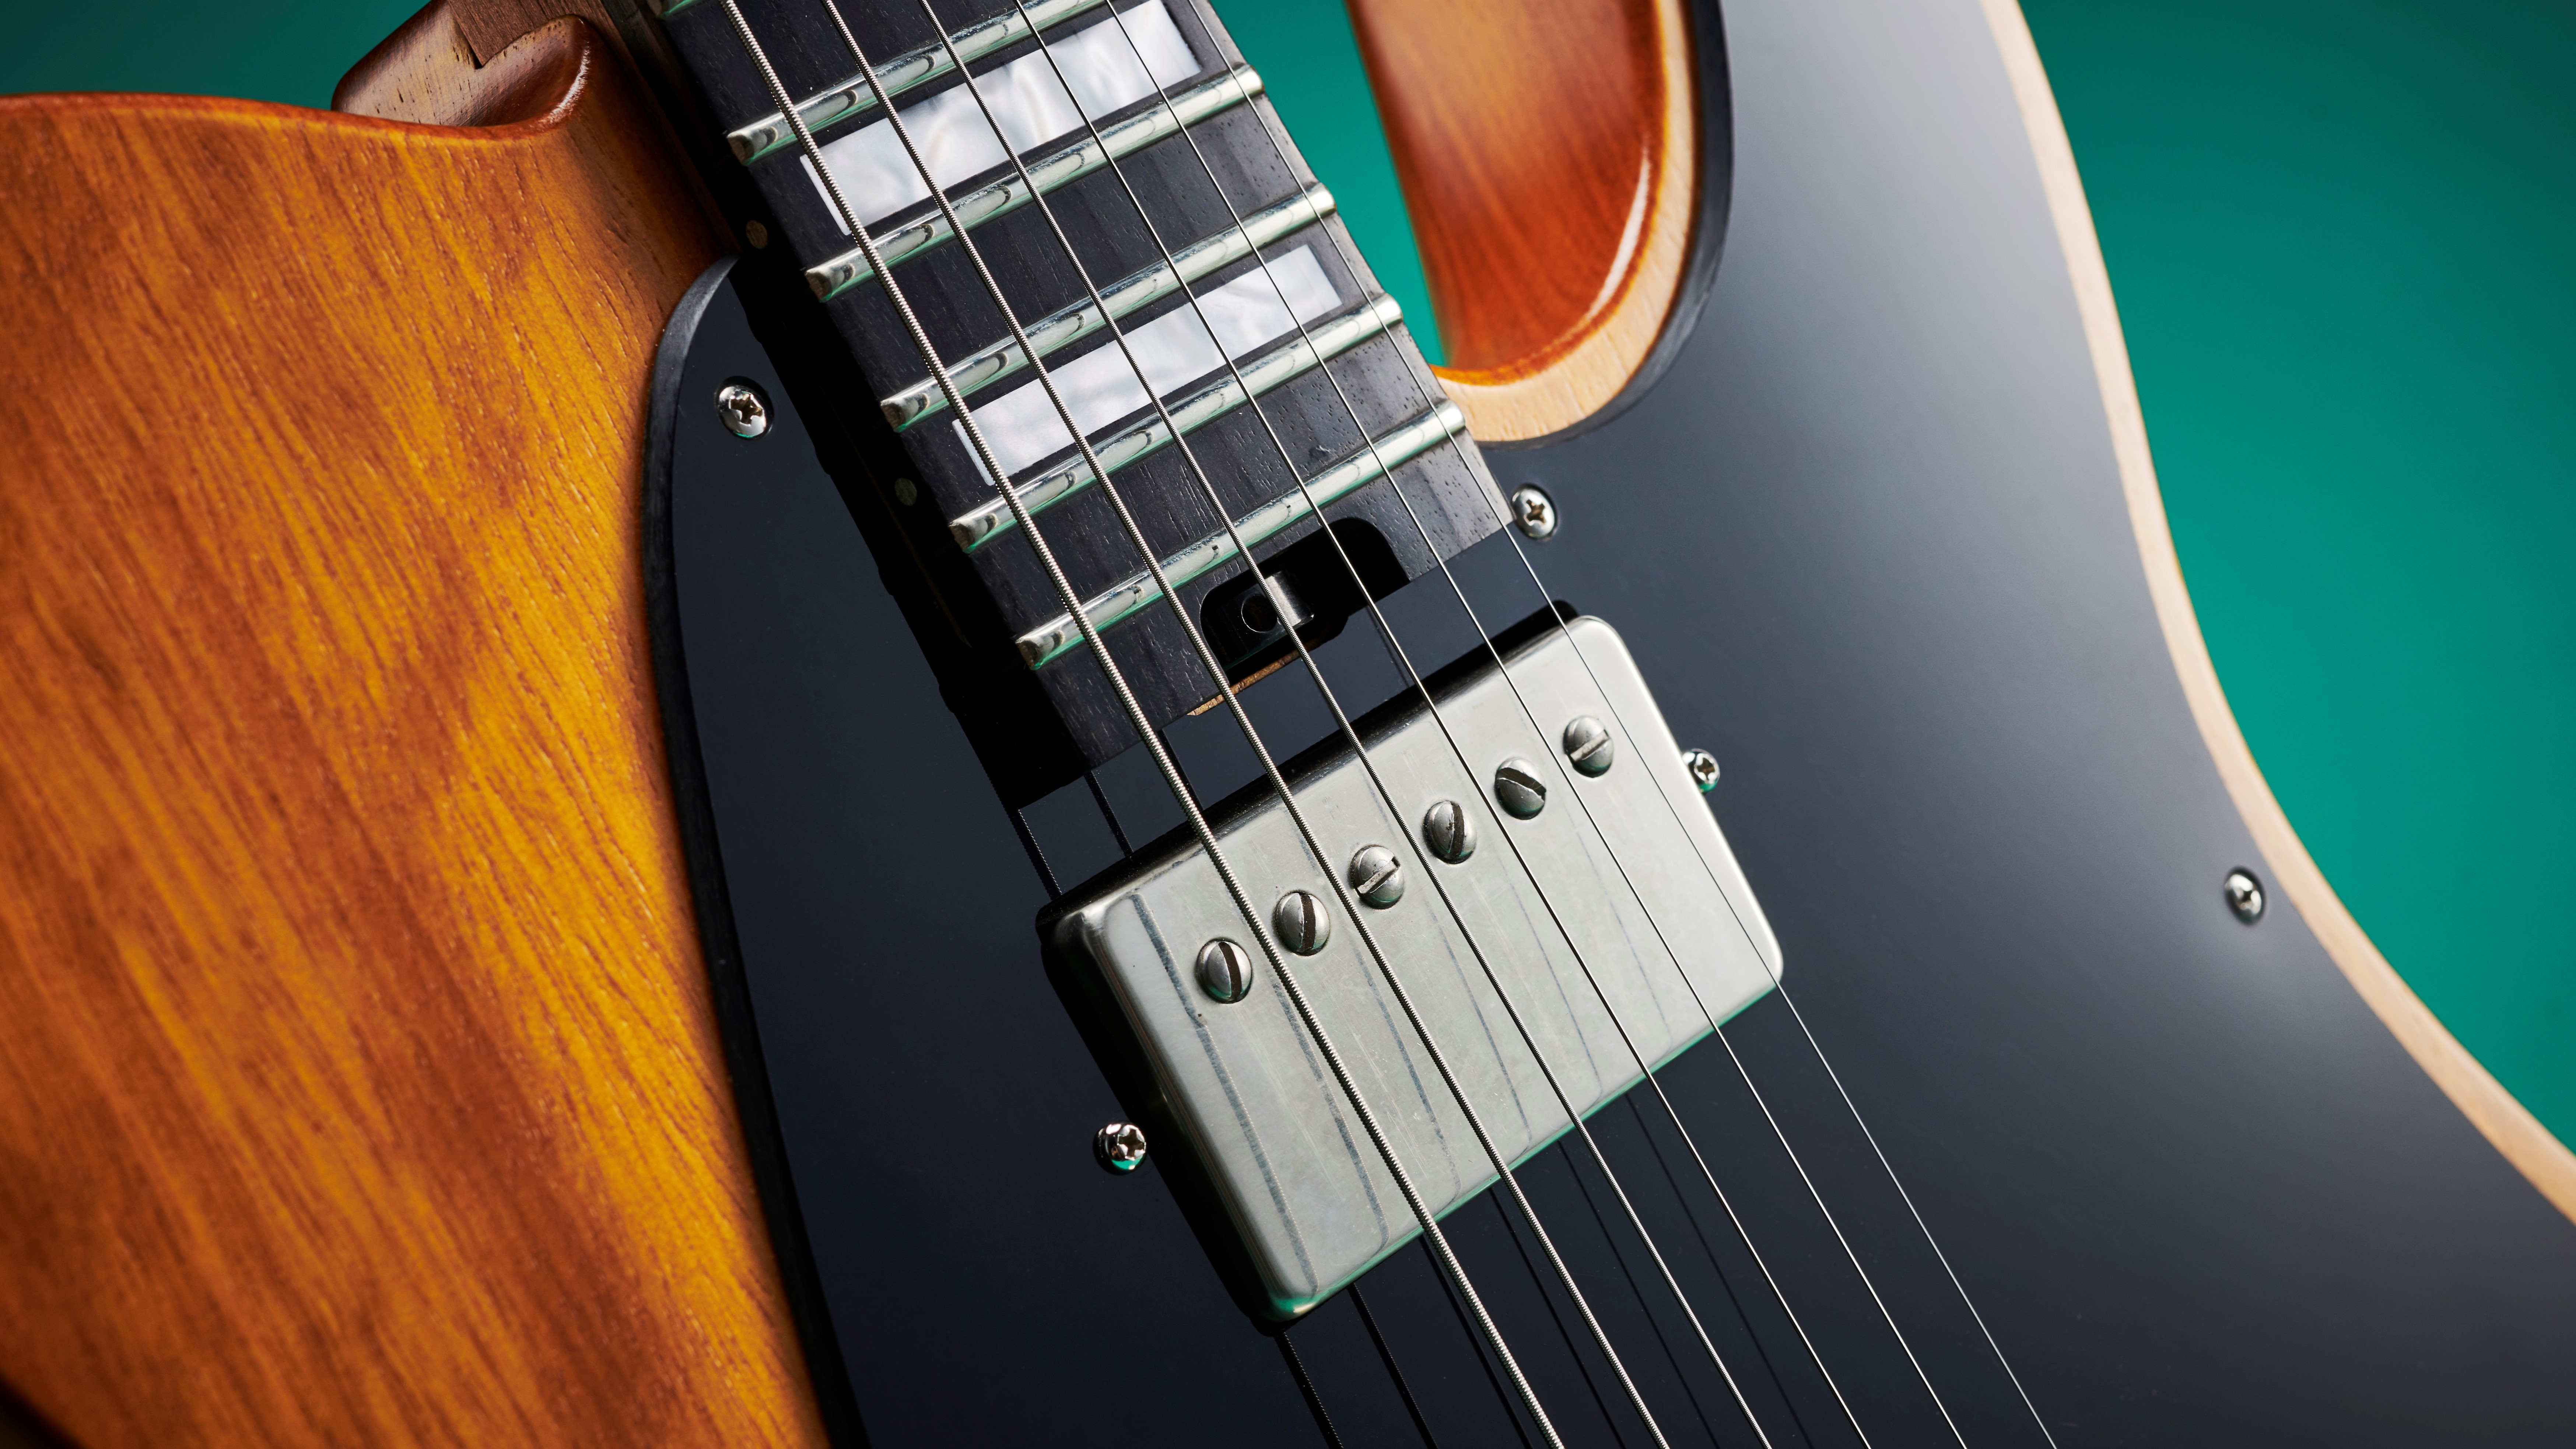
[[1977, 0, 2576, 1223], [1352, 0, 1700, 443], [0, 18, 827, 1448]]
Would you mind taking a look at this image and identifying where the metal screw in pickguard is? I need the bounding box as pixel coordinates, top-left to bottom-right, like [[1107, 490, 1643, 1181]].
[[1683, 748, 1721, 793], [1096, 1122, 1149, 1173], [1421, 800, 1476, 864], [1563, 716, 1615, 777], [2224, 869, 2265, 924], [1510, 484, 1558, 541], [715, 380, 771, 439], [1494, 758, 1548, 819], [1348, 845, 1405, 908], [1196, 938, 1255, 1003], [1273, 890, 1333, 955]]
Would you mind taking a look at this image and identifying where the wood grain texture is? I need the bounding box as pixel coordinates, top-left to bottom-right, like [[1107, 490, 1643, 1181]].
[[1347, 0, 1699, 441], [1976, 0, 2576, 1223], [0, 17, 830, 1447]]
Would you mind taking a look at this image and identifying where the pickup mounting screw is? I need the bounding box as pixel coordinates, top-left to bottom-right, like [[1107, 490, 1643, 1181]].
[[1510, 484, 1558, 541], [1196, 938, 1255, 1003], [715, 380, 771, 439], [2225, 869, 2265, 924], [1683, 748, 1721, 792], [1563, 716, 1615, 776], [1348, 845, 1405, 908], [1274, 890, 1333, 955], [1421, 800, 1476, 864], [1494, 758, 1548, 819], [1096, 1122, 1149, 1172]]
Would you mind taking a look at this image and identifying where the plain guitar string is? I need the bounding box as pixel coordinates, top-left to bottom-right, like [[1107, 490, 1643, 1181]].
[[974, 4, 1815, 1444], [707, 3, 1577, 1445], [821, 1, 1683, 1441], [1161, 5, 2062, 1442]]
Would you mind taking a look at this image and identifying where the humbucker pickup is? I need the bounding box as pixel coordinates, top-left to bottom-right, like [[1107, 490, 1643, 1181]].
[[1047, 616, 1783, 1318]]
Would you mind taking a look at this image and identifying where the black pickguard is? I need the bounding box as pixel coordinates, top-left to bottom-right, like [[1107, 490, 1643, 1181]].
[[646, 0, 2576, 1442]]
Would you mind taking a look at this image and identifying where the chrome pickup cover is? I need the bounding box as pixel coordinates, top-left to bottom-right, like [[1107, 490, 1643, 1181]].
[[1051, 616, 1782, 1318]]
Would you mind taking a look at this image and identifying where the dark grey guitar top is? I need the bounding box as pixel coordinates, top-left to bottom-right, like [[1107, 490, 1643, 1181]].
[[645, 0, 2576, 1442]]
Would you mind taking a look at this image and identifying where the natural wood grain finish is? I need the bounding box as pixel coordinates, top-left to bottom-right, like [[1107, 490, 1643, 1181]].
[[0, 20, 829, 1447], [1347, 0, 1699, 441], [1976, 0, 2576, 1222]]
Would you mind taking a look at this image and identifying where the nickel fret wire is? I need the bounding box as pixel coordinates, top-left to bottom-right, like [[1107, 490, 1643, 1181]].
[[928, 6, 1749, 1444], [993, 4, 1808, 1443], [1190, 7, 2056, 1441], [734, 2, 1569, 1443], [874, 2, 1676, 1440]]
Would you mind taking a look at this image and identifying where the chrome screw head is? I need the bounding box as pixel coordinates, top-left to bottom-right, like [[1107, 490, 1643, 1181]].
[[1273, 890, 1333, 955], [1096, 1122, 1149, 1172], [715, 380, 771, 439], [2224, 869, 2265, 924], [1421, 800, 1476, 864], [1509, 484, 1558, 541], [1348, 845, 1405, 908], [1196, 938, 1256, 1003], [1494, 758, 1548, 819], [1562, 716, 1615, 777], [1682, 748, 1721, 793]]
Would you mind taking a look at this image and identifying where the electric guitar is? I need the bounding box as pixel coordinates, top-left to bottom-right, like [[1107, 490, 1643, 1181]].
[[1, 0, 2569, 1444]]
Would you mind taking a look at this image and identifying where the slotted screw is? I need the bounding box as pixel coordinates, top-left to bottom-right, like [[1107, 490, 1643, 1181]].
[[1348, 845, 1405, 908], [1421, 800, 1476, 864], [1563, 716, 1615, 777], [1273, 890, 1333, 955]]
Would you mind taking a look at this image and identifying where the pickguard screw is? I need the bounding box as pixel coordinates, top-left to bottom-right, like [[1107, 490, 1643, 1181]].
[[1096, 1122, 1149, 1172], [893, 476, 919, 506], [1197, 938, 1255, 1003], [1683, 748, 1721, 792], [1274, 890, 1333, 955], [743, 219, 770, 249], [1421, 800, 1476, 864], [715, 380, 771, 439], [1510, 484, 1558, 541], [2225, 869, 2265, 924], [1562, 716, 1615, 776], [1348, 845, 1405, 908], [1494, 758, 1548, 819]]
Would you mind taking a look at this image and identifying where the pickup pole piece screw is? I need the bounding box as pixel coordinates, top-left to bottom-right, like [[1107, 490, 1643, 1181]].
[[2225, 869, 2266, 924], [1562, 716, 1615, 776], [1510, 484, 1558, 541], [1274, 890, 1333, 955], [1196, 938, 1256, 1003], [715, 380, 771, 438], [1348, 845, 1405, 908], [1494, 759, 1548, 819], [1096, 1122, 1149, 1172], [1683, 748, 1721, 792], [1421, 800, 1476, 864]]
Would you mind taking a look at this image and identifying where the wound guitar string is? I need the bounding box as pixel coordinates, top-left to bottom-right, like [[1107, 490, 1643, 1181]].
[[979, 3, 1830, 1443], [711, 2, 1571, 1443], [1177, 7, 2061, 1440]]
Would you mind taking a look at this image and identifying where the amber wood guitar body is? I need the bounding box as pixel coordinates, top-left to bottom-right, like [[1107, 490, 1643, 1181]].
[[0, 14, 824, 1446]]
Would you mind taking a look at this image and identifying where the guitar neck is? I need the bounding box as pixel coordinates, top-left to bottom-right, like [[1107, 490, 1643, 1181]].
[[648, 0, 1504, 805]]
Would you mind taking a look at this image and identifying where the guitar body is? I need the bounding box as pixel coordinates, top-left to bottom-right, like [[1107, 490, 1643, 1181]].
[[0, 1, 2568, 1448], [0, 18, 824, 1447]]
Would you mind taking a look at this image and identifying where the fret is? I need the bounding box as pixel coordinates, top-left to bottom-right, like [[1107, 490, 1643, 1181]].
[[723, 0, 1107, 163], [1014, 400, 1467, 667], [879, 182, 1334, 430], [947, 292, 1403, 551], [801, 63, 1261, 300]]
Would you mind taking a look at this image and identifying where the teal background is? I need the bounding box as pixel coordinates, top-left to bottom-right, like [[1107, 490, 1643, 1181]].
[[4, 1, 2566, 1147]]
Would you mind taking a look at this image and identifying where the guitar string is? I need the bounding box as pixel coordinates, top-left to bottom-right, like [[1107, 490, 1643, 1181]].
[[1185, 12, 2058, 1438], [707, 6, 1565, 1445], [1055, 2, 1899, 1441], [959, 1, 1811, 1440], [867, 1, 1688, 1441]]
